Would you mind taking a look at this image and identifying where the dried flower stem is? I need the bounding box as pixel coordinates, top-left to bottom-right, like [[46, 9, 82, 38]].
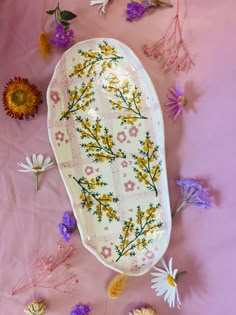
[[172, 200, 186, 217], [144, 0, 194, 72], [9, 244, 78, 296]]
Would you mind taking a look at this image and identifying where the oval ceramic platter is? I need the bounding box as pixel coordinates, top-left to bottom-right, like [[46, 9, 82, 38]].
[[47, 38, 171, 276]]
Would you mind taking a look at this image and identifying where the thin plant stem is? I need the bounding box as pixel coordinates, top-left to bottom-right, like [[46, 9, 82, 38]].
[[35, 173, 39, 192], [172, 200, 186, 218], [176, 270, 187, 282], [41, 0, 47, 32], [104, 298, 110, 315]]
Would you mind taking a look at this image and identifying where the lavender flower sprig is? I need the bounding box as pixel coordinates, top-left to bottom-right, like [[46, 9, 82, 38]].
[[172, 179, 211, 217], [59, 211, 77, 241]]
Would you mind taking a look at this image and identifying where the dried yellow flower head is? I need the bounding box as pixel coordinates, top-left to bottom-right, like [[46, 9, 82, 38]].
[[107, 273, 127, 299], [129, 307, 157, 315], [24, 300, 47, 315]]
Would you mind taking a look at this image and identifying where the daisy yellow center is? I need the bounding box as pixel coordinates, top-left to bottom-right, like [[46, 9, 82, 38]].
[[177, 96, 185, 107], [33, 166, 42, 171], [11, 89, 27, 106], [167, 274, 176, 287]]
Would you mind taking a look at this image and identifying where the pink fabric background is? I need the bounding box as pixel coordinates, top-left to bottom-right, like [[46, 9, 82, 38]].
[[0, 0, 235, 314]]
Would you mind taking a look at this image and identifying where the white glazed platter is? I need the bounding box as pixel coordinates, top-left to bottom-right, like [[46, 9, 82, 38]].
[[47, 38, 171, 276]]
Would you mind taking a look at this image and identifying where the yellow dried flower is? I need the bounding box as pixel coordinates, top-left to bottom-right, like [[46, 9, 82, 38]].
[[38, 32, 51, 57], [2, 77, 42, 120], [107, 273, 127, 299], [129, 307, 157, 315], [24, 300, 47, 315]]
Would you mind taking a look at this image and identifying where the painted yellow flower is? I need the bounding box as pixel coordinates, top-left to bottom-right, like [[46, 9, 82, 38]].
[[2, 77, 42, 120]]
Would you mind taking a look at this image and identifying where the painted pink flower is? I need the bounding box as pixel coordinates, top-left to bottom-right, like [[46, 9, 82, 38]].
[[129, 126, 139, 137], [145, 250, 155, 260], [100, 246, 112, 259], [55, 131, 64, 141], [50, 91, 60, 104], [165, 84, 186, 120], [124, 180, 135, 192], [117, 131, 127, 143], [85, 166, 94, 176], [121, 161, 128, 168]]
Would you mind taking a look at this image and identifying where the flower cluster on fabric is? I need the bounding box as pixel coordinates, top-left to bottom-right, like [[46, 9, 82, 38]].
[[129, 307, 157, 315], [46, 3, 77, 49], [151, 257, 182, 308], [50, 23, 74, 48], [177, 179, 211, 208], [70, 304, 92, 315], [165, 84, 186, 120], [126, 1, 172, 22], [126, 2, 146, 22], [2, 77, 42, 120], [24, 300, 47, 315], [143, 0, 194, 72], [17, 154, 54, 192], [59, 211, 76, 242]]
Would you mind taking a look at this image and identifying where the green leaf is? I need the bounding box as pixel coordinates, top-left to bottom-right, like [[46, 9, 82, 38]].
[[46, 9, 56, 15], [60, 20, 70, 28], [60, 10, 77, 21]]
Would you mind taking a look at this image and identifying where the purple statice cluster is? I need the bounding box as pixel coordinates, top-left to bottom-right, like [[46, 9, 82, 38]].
[[59, 211, 76, 241], [70, 304, 92, 315], [126, 2, 146, 22], [50, 23, 74, 48], [177, 179, 211, 209]]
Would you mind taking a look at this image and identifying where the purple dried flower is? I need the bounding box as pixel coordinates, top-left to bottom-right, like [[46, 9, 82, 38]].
[[126, 2, 146, 22], [165, 84, 186, 120], [59, 223, 71, 242], [173, 179, 211, 217], [63, 211, 76, 230], [59, 211, 76, 241], [70, 304, 92, 315], [50, 23, 74, 48]]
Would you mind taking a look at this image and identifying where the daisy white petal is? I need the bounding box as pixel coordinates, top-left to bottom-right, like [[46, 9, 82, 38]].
[[17, 162, 32, 171], [32, 153, 37, 165], [36, 154, 44, 167], [25, 156, 33, 168], [42, 156, 51, 167], [18, 169, 33, 172]]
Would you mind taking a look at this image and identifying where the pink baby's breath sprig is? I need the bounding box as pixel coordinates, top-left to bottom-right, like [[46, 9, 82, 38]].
[[143, 0, 194, 72], [9, 244, 79, 296]]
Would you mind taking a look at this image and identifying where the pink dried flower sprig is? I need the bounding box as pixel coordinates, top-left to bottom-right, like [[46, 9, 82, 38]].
[[144, 0, 194, 72], [165, 84, 186, 120], [9, 244, 79, 296]]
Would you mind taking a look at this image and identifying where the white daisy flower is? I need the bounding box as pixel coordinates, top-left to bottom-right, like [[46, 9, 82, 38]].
[[151, 257, 181, 309], [17, 154, 55, 191]]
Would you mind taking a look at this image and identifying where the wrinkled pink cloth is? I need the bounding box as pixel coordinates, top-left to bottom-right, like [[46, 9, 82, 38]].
[[0, 0, 236, 314]]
